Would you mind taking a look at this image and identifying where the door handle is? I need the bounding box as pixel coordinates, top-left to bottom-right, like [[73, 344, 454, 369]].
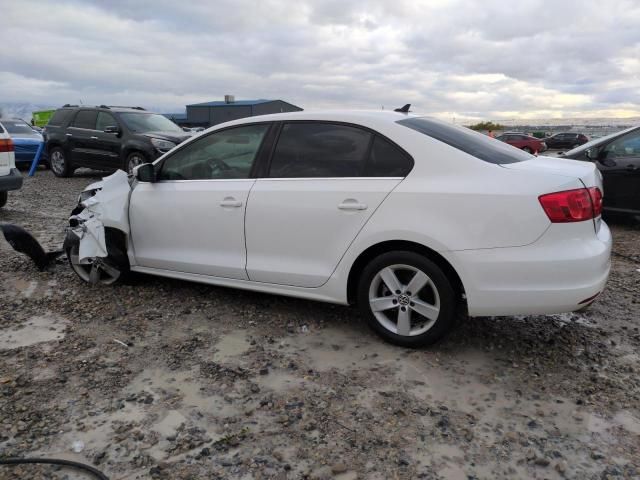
[[220, 197, 242, 208], [90, 136, 99, 140], [626, 164, 638, 171], [338, 199, 367, 211], [65, 133, 73, 137]]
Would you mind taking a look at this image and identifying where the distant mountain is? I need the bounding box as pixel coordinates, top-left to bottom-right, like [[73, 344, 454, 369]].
[[0, 102, 58, 121]]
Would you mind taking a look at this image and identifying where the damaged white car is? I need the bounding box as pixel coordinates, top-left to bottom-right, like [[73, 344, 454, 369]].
[[7, 110, 612, 347]]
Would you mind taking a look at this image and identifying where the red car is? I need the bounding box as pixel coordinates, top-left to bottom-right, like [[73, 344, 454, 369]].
[[496, 132, 547, 154]]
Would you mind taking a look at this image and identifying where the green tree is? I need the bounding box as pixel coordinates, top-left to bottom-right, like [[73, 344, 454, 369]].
[[468, 121, 505, 131]]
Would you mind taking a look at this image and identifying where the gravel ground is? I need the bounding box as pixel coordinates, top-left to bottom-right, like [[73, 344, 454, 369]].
[[1, 169, 639, 480]]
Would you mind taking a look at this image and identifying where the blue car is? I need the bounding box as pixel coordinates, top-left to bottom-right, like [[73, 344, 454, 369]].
[[0, 118, 47, 168]]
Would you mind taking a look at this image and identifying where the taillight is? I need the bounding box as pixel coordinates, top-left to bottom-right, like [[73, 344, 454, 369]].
[[588, 187, 603, 217], [539, 187, 599, 222], [0, 138, 14, 153]]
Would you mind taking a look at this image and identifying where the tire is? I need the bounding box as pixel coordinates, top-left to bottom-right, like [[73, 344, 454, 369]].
[[50, 146, 73, 177], [125, 151, 148, 175], [522, 146, 533, 154], [65, 230, 130, 285], [0, 191, 7, 208], [357, 251, 456, 347]]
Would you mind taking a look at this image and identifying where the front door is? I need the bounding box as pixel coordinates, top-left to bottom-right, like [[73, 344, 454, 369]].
[[129, 123, 271, 278], [598, 130, 640, 213], [245, 122, 412, 287], [89, 112, 122, 169]]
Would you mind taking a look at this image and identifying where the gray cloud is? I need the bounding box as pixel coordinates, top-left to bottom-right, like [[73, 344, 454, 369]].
[[1, 0, 639, 120]]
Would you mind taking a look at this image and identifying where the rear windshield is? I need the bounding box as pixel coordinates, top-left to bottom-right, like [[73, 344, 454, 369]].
[[48, 109, 74, 126], [2, 120, 36, 135], [397, 117, 531, 164]]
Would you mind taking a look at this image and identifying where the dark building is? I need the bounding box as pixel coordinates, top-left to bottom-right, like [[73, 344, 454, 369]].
[[170, 96, 302, 128]]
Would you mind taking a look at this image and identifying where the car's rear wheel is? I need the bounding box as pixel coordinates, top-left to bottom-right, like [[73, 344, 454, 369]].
[[523, 146, 533, 153], [357, 251, 456, 347], [50, 147, 73, 177], [0, 191, 7, 208], [125, 151, 147, 175]]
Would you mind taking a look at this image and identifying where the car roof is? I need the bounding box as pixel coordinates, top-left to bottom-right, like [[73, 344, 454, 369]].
[[58, 105, 148, 113]]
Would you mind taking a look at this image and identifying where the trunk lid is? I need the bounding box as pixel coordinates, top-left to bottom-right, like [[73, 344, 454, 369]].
[[501, 155, 602, 190]]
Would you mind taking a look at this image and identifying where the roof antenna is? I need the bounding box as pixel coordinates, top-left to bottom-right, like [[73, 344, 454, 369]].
[[394, 104, 411, 113]]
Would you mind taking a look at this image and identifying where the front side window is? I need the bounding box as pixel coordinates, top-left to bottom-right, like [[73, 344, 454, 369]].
[[72, 110, 98, 129], [158, 124, 269, 180], [96, 112, 118, 131], [269, 123, 372, 178], [602, 131, 640, 159]]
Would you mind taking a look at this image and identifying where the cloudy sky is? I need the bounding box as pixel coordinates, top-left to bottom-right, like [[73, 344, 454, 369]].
[[2, 0, 639, 120]]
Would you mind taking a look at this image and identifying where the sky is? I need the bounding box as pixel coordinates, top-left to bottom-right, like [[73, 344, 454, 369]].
[[1, 0, 640, 121]]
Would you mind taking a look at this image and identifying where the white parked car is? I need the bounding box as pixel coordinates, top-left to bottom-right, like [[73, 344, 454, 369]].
[[0, 122, 23, 208], [65, 111, 612, 347]]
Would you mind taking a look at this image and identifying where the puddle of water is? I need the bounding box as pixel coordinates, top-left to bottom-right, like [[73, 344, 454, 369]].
[[0, 314, 68, 350], [213, 330, 251, 362]]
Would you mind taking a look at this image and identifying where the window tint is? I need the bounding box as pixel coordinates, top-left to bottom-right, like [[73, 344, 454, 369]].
[[366, 136, 413, 176], [603, 130, 640, 158], [269, 123, 372, 178], [158, 124, 269, 181], [96, 112, 118, 131], [72, 110, 98, 129], [397, 117, 531, 164], [48, 109, 74, 126]]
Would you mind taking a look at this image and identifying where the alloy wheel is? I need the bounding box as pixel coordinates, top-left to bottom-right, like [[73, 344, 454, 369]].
[[127, 154, 145, 174], [68, 244, 121, 285], [368, 264, 440, 337], [50, 150, 65, 175]]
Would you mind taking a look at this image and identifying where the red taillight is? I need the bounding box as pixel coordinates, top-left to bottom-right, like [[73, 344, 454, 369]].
[[0, 138, 14, 153], [588, 187, 603, 217], [539, 188, 597, 222]]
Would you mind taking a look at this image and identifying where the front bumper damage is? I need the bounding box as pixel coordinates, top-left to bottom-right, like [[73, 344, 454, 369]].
[[68, 170, 132, 263]]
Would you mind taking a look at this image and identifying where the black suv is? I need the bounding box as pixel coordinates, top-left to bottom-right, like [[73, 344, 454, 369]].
[[44, 105, 191, 177]]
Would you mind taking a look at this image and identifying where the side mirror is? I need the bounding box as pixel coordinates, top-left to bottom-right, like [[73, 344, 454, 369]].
[[135, 163, 156, 182], [104, 125, 121, 135]]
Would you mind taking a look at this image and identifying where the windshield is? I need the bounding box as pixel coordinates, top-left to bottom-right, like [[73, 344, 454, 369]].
[[118, 113, 183, 133], [563, 126, 639, 156], [2, 120, 37, 135], [397, 117, 531, 164]]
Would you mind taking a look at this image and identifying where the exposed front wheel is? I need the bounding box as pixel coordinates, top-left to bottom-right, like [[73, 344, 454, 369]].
[[357, 251, 456, 347], [65, 231, 129, 285]]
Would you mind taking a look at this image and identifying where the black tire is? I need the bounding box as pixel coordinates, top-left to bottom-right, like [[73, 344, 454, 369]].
[[50, 146, 73, 177], [124, 151, 148, 175], [357, 251, 456, 347], [522, 146, 533, 154], [0, 191, 7, 208]]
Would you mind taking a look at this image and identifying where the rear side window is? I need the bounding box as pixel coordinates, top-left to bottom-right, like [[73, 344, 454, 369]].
[[48, 109, 74, 126], [269, 123, 372, 178], [398, 117, 531, 164], [72, 110, 98, 129], [366, 136, 413, 176]]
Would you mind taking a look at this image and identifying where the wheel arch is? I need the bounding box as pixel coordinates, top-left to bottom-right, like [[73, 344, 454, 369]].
[[346, 240, 466, 305]]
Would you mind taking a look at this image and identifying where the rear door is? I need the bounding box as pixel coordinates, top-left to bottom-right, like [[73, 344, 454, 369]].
[[245, 122, 412, 287], [67, 110, 98, 166], [598, 130, 640, 213]]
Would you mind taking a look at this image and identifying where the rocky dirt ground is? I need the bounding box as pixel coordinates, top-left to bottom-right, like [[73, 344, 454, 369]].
[[0, 169, 639, 480]]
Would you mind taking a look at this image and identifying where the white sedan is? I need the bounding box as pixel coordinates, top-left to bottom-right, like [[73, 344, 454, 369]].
[[65, 110, 612, 347]]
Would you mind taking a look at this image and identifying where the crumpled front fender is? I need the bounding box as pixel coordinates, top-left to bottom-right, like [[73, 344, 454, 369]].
[[68, 170, 132, 263]]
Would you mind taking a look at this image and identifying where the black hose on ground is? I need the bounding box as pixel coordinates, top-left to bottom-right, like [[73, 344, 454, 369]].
[[0, 457, 109, 480]]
